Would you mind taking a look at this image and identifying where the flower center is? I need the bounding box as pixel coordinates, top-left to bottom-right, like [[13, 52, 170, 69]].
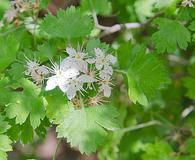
[[75, 53, 81, 59]]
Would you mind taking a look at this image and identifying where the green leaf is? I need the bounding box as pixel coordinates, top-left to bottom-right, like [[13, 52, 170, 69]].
[[0, 115, 10, 134], [185, 138, 195, 154], [20, 119, 33, 144], [0, 134, 12, 160], [86, 38, 110, 56], [141, 140, 174, 160], [56, 104, 119, 154], [5, 78, 45, 129], [40, 0, 51, 8], [0, 76, 11, 106], [152, 18, 191, 53], [45, 89, 68, 121], [126, 49, 170, 106], [0, 35, 20, 72], [8, 62, 25, 81], [7, 119, 34, 144], [183, 64, 195, 99], [81, 0, 112, 15], [41, 7, 93, 39], [189, 20, 195, 42]]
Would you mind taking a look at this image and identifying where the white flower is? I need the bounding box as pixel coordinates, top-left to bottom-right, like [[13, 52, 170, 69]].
[[99, 65, 113, 79], [37, 65, 49, 76], [98, 76, 113, 98], [45, 62, 79, 92], [182, 0, 195, 7], [79, 67, 97, 90], [60, 76, 86, 100], [25, 59, 40, 76], [87, 48, 116, 69], [25, 59, 49, 84], [4, 9, 17, 22], [62, 46, 88, 73]]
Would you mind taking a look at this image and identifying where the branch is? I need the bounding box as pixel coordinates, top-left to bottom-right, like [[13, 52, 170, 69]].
[[92, 12, 141, 37], [181, 105, 195, 118]]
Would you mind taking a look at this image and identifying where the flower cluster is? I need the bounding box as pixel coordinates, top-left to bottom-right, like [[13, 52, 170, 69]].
[[4, 0, 28, 23], [25, 46, 116, 106], [182, 0, 195, 7], [25, 59, 49, 84], [0, 0, 39, 26]]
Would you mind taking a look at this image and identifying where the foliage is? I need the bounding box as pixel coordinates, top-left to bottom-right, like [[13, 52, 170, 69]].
[[0, 0, 195, 159]]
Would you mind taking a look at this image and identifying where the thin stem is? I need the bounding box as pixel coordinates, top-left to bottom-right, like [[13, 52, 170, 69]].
[[53, 139, 61, 160], [120, 120, 161, 133], [115, 69, 127, 75]]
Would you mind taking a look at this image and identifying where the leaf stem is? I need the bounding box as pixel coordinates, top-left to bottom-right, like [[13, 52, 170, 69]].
[[120, 120, 162, 133], [53, 139, 61, 160], [115, 69, 127, 75]]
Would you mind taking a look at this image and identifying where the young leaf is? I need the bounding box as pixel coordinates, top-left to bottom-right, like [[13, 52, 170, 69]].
[[41, 7, 93, 39], [0, 134, 12, 160], [55, 104, 119, 154], [5, 78, 45, 129], [152, 18, 191, 53], [0, 35, 20, 72], [125, 50, 170, 106]]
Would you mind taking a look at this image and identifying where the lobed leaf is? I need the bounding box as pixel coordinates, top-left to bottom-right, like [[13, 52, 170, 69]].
[[152, 18, 191, 53], [55, 104, 119, 154], [40, 7, 93, 39]]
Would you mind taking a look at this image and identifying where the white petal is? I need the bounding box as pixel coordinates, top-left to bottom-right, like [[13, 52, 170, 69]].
[[66, 47, 76, 56], [64, 68, 79, 79], [103, 85, 111, 97], [99, 69, 112, 79], [94, 48, 104, 58], [59, 83, 69, 93], [77, 60, 88, 73], [79, 74, 96, 83], [106, 54, 117, 64], [45, 76, 58, 91], [95, 60, 103, 70], [37, 65, 49, 75], [60, 57, 75, 70], [66, 86, 77, 100], [104, 65, 113, 75], [86, 58, 96, 64]]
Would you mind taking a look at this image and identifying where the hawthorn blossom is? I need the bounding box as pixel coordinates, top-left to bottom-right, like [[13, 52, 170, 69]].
[[62, 46, 88, 73], [4, 9, 17, 22], [45, 61, 79, 92], [25, 59, 40, 76], [80, 67, 97, 90], [25, 59, 49, 84], [60, 77, 85, 100], [87, 48, 116, 77]]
